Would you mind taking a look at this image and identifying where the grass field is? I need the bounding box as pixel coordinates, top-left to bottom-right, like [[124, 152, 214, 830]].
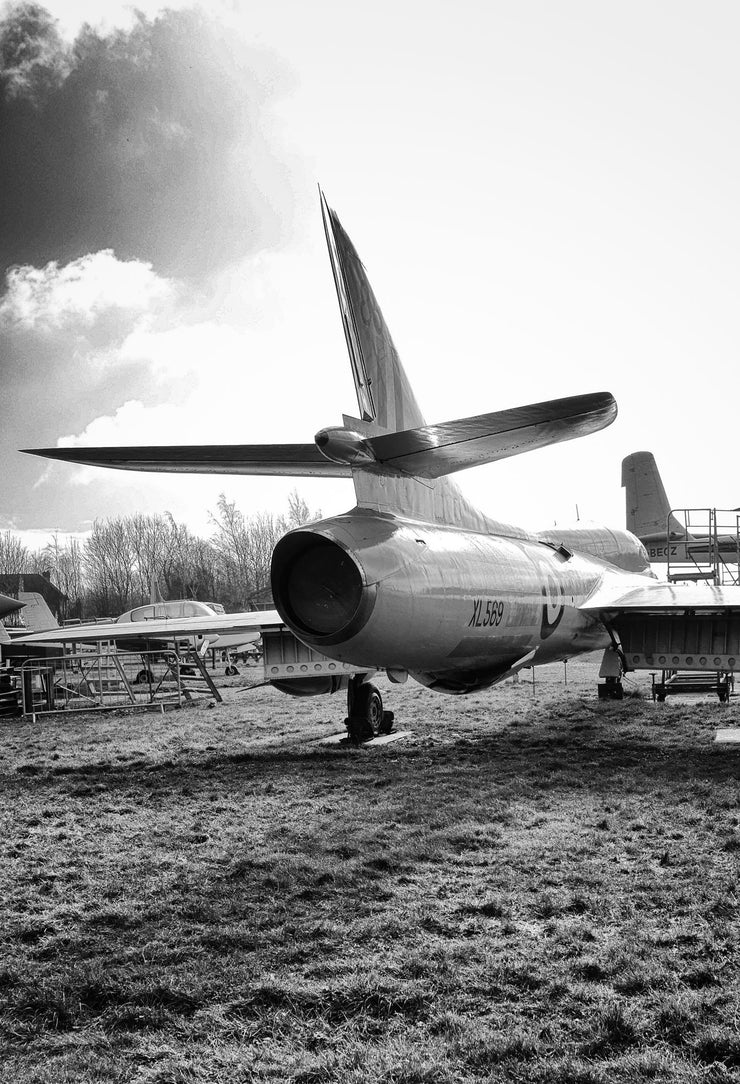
[[2, 657, 740, 1082]]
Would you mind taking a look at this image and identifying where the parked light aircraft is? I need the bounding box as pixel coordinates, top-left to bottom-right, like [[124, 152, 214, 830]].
[[9, 594, 271, 669], [22, 193, 740, 736], [623, 450, 740, 564], [114, 600, 261, 668]]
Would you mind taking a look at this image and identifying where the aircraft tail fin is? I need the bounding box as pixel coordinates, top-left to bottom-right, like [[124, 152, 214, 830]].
[[321, 191, 425, 434], [322, 193, 614, 531], [17, 592, 59, 632], [323, 193, 507, 530], [622, 451, 686, 540]]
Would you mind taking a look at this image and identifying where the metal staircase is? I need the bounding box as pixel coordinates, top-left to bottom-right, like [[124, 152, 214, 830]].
[[666, 508, 740, 585]]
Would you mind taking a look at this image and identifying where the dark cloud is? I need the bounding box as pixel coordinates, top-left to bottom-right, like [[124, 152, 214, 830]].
[[0, 3, 297, 279]]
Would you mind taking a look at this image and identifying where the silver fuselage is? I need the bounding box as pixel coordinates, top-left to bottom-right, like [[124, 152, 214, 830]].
[[271, 511, 650, 693]]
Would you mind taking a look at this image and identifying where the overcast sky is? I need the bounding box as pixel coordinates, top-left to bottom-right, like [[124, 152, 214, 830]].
[[1, 0, 739, 548]]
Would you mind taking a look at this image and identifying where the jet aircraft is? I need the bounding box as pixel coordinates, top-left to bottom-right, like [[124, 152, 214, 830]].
[[24, 193, 740, 736], [623, 450, 740, 566], [113, 600, 262, 668]]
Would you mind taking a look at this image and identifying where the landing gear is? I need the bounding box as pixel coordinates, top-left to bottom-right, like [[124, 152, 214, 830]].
[[345, 676, 394, 743], [598, 676, 624, 700], [225, 665, 239, 676], [598, 645, 624, 700]]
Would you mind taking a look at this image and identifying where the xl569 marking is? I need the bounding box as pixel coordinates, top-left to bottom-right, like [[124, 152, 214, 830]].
[[468, 599, 505, 628]]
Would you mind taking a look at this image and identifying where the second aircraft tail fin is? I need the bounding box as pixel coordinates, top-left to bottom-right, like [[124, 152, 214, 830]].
[[17, 592, 59, 632], [622, 451, 686, 541]]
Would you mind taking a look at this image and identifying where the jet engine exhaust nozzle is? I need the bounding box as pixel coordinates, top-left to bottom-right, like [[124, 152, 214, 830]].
[[271, 532, 371, 643]]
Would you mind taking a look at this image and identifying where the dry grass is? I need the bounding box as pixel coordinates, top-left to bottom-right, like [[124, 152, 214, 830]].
[[1, 656, 740, 1082]]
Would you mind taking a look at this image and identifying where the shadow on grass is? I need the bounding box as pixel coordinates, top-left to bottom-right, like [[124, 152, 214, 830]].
[[7, 709, 740, 804]]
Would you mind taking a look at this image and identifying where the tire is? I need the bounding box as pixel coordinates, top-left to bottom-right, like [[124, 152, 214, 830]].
[[347, 683, 383, 742], [379, 710, 395, 735]]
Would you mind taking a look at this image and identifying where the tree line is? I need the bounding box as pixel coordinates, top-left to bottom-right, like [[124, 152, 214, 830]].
[[0, 491, 317, 621]]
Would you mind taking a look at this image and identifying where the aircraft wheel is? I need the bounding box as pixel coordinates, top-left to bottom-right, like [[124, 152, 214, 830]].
[[135, 668, 154, 685], [347, 682, 383, 742], [379, 710, 395, 735]]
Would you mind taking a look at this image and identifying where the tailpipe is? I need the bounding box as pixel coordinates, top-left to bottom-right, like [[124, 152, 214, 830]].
[[271, 531, 375, 646]]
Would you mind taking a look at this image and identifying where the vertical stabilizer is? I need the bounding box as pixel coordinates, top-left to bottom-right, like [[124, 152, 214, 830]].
[[622, 451, 685, 540], [17, 592, 59, 632], [321, 192, 526, 537], [321, 192, 425, 433]]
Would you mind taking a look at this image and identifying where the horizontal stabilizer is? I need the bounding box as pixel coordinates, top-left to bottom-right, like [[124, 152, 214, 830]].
[[365, 392, 617, 479], [23, 394, 615, 482], [23, 444, 352, 477]]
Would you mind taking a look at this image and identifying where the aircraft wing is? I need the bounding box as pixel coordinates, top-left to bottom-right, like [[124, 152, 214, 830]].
[[21, 445, 351, 477], [12, 609, 282, 646], [580, 581, 740, 614], [365, 392, 617, 479]]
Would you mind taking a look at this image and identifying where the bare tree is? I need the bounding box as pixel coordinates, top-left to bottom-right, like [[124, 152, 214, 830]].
[[287, 489, 320, 528], [8, 491, 323, 617], [209, 491, 321, 608], [162, 514, 220, 601], [0, 530, 32, 574], [127, 513, 180, 602], [83, 519, 136, 615], [38, 534, 85, 620]]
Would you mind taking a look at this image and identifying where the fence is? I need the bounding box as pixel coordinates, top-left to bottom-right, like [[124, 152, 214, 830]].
[[18, 648, 186, 718]]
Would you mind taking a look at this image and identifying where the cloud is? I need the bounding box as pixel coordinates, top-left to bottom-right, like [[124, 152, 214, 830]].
[[0, 3, 298, 280], [0, 1, 69, 97], [0, 249, 179, 415], [0, 249, 175, 330]]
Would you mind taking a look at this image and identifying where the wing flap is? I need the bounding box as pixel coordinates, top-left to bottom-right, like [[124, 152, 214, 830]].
[[366, 392, 617, 479], [22, 445, 352, 477]]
